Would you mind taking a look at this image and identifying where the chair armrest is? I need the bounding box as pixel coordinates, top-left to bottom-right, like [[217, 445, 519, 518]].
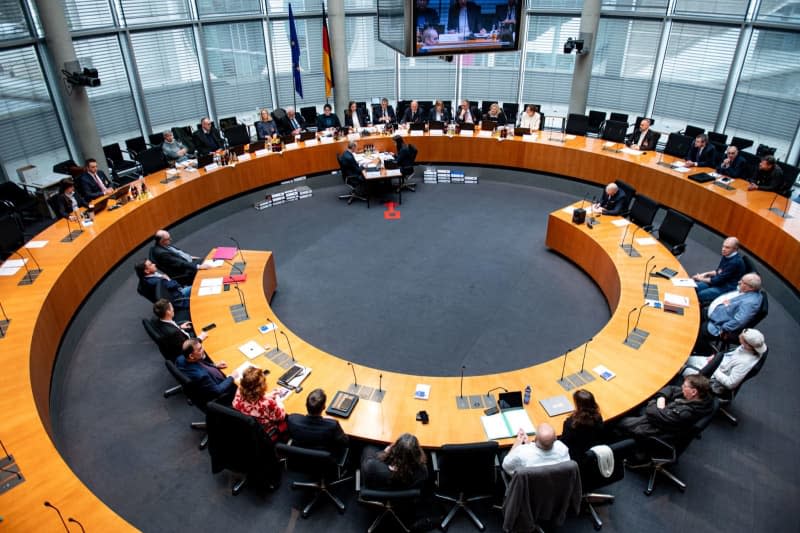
[[645, 436, 677, 463], [431, 451, 440, 487], [336, 447, 349, 469], [355, 468, 361, 492]]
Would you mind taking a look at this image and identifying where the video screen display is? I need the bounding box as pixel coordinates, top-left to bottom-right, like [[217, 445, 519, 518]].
[[413, 0, 522, 56]]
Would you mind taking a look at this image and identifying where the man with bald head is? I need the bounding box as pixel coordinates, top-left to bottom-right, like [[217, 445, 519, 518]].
[[193, 117, 223, 153], [716, 145, 747, 179], [401, 100, 423, 125], [629, 118, 658, 151], [594, 182, 627, 216], [149, 229, 212, 285], [502, 422, 570, 475], [695, 273, 763, 354], [692, 237, 746, 304]]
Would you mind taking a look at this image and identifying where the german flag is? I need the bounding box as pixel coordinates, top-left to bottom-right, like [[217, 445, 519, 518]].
[[322, 3, 335, 99]]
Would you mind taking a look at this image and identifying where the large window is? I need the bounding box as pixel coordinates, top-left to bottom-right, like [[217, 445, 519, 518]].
[[520, 15, 579, 113], [347, 16, 395, 105]]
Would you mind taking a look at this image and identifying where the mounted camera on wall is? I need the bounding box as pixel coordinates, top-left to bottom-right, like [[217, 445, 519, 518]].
[[61, 60, 101, 87], [563, 37, 586, 55]]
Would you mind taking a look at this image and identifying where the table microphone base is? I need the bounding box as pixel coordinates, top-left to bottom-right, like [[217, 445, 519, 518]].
[[229, 304, 249, 322], [768, 207, 792, 219], [18, 269, 42, 286], [347, 383, 386, 403], [620, 244, 640, 257], [0, 318, 9, 337]]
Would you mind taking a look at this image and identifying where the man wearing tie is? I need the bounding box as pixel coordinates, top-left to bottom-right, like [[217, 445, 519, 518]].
[[373, 97, 396, 125], [447, 0, 482, 35], [149, 229, 212, 285], [150, 299, 206, 360], [76, 158, 112, 201], [282, 107, 306, 136], [192, 117, 224, 154], [456, 99, 479, 125], [176, 338, 236, 402], [629, 118, 659, 151], [684, 134, 717, 168], [401, 100, 423, 124]]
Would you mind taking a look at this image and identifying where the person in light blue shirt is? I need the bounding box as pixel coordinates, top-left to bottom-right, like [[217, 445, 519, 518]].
[[695, 273, 763, 354]]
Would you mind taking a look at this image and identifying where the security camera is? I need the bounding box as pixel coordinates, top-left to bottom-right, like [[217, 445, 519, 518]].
[[563, 38, 585, 55]]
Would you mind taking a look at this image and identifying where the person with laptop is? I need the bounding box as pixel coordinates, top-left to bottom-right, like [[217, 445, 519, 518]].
[[373, 97, 397, 126], [344, 101, 370, 130], [255, 108, 279, 140], [76, 158, 113, 201], [316, 103, 342, 130], [691, 236, 746, 305], [483, 103, 507, 126], [428, 100, 451, 123], [456, 99, 480, 125], [286, 388, 349, 456], [401, 100, 424, 125], [193, 117, 224, 154], [52, 178, 87, 220], [501, 422, 570, 475], [517, 105, 541, 131]]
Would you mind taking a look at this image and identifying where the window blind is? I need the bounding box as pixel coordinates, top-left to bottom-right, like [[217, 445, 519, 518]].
[[673, 0, 749, 19], [63, 0, 115, 31], [197, 0, 262, 18], [346, 16, 395, 104], [757, 0, 800, 24], [520, 15, 579, 107], [119, 0, 191, 26], [0, 0, 30, 41]]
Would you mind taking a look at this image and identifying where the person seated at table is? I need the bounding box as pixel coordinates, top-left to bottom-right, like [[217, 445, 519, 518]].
[[615, 374, 714, 441], [421, 27, 439, 47], [177, 338, 236, 402], [692, 236, 746, 305], [53, 178, 87, 220], [280, 107, 306, 136], [447, 0, 482, 36], [339, 141, 368, 192], [428, 99, 451, 123], [316, 103, 341, 130], [495, 0, 517, 27], [135, 258, 191, 307], [373, 97, 396, 125], [456, 99, 480, 125], [716, 145, 747, 179], [683, 328, 766, 397], [401, 100, 424, 125], [628, 118, 658, 151], [747, 155, 786, 192], [76, 158, 112, 201], [392, 135, 417, 170], [502, 422, 570, 475], [150, 229, 212, 285], [344, 101, 370, 130], [593, 182, 626, 216], [684, 133, 716, 168], [694, 273, 763, 355], [193, 117, 224, 154], [233, 366, 289, 442], [149, 298, 205, 359], [286, 388, 349, 455], [517, 104, 541, 131], [361, 433, 428, 489], [161, 130, 192, 164], [483, 103, 507, 126], [255, 108, 279, 140], [560, 389, 605, 463], [415, 0, 439, 28]]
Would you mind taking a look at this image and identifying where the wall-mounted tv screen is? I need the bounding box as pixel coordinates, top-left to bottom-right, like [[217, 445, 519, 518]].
[[377, 0, 523, 57]]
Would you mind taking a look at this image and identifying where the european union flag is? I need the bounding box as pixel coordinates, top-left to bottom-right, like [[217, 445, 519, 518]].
[[288, 3, 303, 99]]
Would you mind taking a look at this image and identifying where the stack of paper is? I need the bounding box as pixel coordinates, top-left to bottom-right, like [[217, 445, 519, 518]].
[[198, 277, 224, 296]]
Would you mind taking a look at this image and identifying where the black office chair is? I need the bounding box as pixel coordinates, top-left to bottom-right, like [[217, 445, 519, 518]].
[[729, 136, 754, 151], [565, 113, 589, 136], [218, 116, 238, 131], [601, 120, 628, 143], [275, 442, 351, 518], [707, 131, 727, 145], [398, 143, 418, 193], [53, 158, 83, 178], [148, 132, 165, 146], [0, 182, 40, 223], [480, 101, 496, 114], [164, 360, 213, 450], [776, 161, 799, 198], [103, 143, 142, 185], [580, 439, 636, 531], [300, 106, 318, 127], [740, 254, 758, 276], [125, 136, 148, 155], [663, 132, 694, 158], [608, 112, 628, 124], [135, 146, 168, 175], [586, 110, 606, 136], [634, 116, 654, 127], [356, 469, 422, 533], [431, 441, 499, 531], [223, 124, 250, 147], [627, 194, 659, 231], [172, 126, 196, 153], [337, 153, 367, 206], [714, 348, 768, 426], [626, 398, 719, 495], [683, 124, 704, 138], [614, 179, 636, 217], [739, 151, 760, 179], [502, 103, 519, 122], [502, 461, 582, 532], [207, 400, 281, 495], [0, 213, 26, 259], [141, 319, 184, 398], [655, 208, 693, 256]]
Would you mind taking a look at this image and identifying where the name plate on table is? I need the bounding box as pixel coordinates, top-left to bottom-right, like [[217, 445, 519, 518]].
[[459, 130, 474, 137], [347, 133, 360, 142], [203, 163, 220, 172], [284, 141, 298, 149], [255, 148, 269, 157], [303, 139, 319, 147], [478, 130, 493, 138], [429, 129, 444, 136], [320, 136, 334, 143], [523, 134, 538, 142], [410, 130, 424, 136], [237, 153, 251, 162]]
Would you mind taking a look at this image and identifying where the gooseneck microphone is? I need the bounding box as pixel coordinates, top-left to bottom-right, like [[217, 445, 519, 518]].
[[266, 315, 280, 350], [7, 249, 35, 284], [232, 281, 248, 318], [459, 365, 466, 399], [347, 361, 358, 387], [579, 192, 590, 210], [230, 236, 247, 268], [629, 224, 644, 248], [378, 373, 383, 393], [625, 307, 638, 340], [633, 304, 649, 332], [559, 349, 570, 381], [579, 338, 593, 373], [279, 330, 295, 361], [642, 255, 656, 289], [44, 501, 69, 532], [486, 386, 508, 398], [767, 193, 779, 212], [619, 222, 630, 246], [68, 517, 87, 533]]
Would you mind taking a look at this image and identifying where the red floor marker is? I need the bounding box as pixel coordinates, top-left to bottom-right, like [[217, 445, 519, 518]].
[[383, 201, 401, 220]]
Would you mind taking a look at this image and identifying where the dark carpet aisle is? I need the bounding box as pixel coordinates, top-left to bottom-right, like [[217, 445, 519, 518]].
[[50, 173, 800, 533]]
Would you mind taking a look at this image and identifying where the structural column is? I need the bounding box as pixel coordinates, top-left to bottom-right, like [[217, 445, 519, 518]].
[[328, 0, 349, 119], [34, 0, 106, 172], [567, 0, 601, 116]]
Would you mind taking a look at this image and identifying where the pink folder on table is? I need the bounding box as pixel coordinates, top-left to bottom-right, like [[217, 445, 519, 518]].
[[213, 246, 237, 260]]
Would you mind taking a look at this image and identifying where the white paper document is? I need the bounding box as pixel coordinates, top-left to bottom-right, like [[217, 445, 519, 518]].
[[522, 134, 537, 142], [635, 237, 658, 245], [481, 413, 511, 440], [0, 266, 22, 276], [197, 285, 222, 296], [621, 148, 643, 155], [24, 240, 48, 249], [239, 340, 266, 359], [611, 219, 630, 227], [671, 278, 698, 288], [477, 130, 493, 138], [664, 292, 690, 307], [1, 259, 27, 268], [504, 408, 536, 435], [459, 130, 473, 137], [200, 277, 224, 287]]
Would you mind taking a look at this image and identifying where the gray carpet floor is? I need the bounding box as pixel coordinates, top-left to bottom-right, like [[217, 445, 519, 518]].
[[50, 171, 800, 532]]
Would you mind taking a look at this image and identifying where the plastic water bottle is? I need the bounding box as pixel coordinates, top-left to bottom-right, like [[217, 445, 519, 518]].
[[523, 385, 531, 405]]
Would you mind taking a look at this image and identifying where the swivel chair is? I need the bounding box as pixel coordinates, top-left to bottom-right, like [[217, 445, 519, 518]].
[[103, 142, 142, 185], [627, 194, 659, 231], [601, 121, 628, 143], [148, 132, 165, 146], [299, 106, 318, 127], [502, 461, 582, 533], [565, 113, 589, 136], [715, 348, 768, 426], [579, 439, 636, 531], [729, 136, 754, 151], [275, 442, 351, 518], [0, 182, 40, 223], [776, 162, 799, 198], [626, 398, 719, 495], [655, 208, 694, 256], [432, 441, 499, 531], [663, 133, 694, 158], [135, 146, 167, 175], [164, 360, 212, 450], [398, 143, 419, 193], [608, 112, 628, 124], [223, 124, 250, 147], [141, 319, 183, 398], [613, 179, 636, 217], [337, 153, 367, 206], [125, 136, 147, 155], [356, 469, 422, 533], [586, 110, 606, 137], [218, 116, 238, 131], [502, 103, 519, 122], [683, 125, 704, 139]]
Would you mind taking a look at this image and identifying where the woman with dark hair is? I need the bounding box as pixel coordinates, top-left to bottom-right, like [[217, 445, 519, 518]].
[[52, 178, 87, 220], [560, 389, 604, 460], [344, 100, 370, 130], [232, 366, 288, 442], [361, 433, 428, 489]]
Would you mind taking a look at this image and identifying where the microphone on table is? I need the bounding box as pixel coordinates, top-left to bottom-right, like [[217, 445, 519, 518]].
[[63, 215, 82, 242], [486, 386, 508, 398], [232, 281, 248, 319], [459, 365, 466, 400], [6, 249, 39, 285], [68, 517, 87, 533], [347, 361, 358, 387], [579, 338, 593, 374], [229, 235, 247, 269], [559, 348, 571, 382], [224, 259, 244, 274], [625, 307, 638, 341], [266, 315, 280, 351], [44, 501, 69, 532], [642, 255, 656, 290], [628, 224, 645, 250], [619, 221, 630, 247], [280, 330, 295, 362], [633, 304, 650, 333], [767, 193, 779, 212], [378, 373, 383, 394], [0, 301, 10, 337], [579, 192, 590, 210]]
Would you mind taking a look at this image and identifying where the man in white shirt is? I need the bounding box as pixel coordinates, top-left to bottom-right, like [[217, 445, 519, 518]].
[[683, 328, 766, 394], [502, 422, 570, 475], [517, 105, 541, 131]]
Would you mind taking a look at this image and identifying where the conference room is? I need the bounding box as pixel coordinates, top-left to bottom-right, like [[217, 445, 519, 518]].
[[0, 1, 799, 532]]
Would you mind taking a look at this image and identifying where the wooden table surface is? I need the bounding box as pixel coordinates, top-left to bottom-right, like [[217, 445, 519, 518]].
[[1, 131, 796, 530]]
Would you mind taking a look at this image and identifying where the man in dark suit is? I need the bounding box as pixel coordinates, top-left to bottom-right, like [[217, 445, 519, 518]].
[[691, 236, 746, 305], [401, 100, 423, 124], [415, 0, 439, 28], [456, 99, 480, 125], [176, 338, 235, 403], [149, 298, 206, 360], [192, 117, 224, 154], [684, 134, 717, 168], [135, 258, 191, 307], [279, 107, 307, 136], [52, 178, 87, 219], [748, 155, 787, 193], [594, 182, 627, 216], [373, 98, 396, 125], [447, 0, 482, 35], [287, 388, 349, 455], [716, 145, 748, 179], [76, 158, 113, 201], [339, 141, 368, 193], [629, 118, 659, 151], [428, 100, 451, 123], [316, 103, 341, 130], [149, 229, 211, 285]]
